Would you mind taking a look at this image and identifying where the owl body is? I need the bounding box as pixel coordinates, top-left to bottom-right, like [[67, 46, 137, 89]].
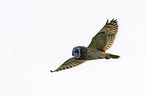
[[51, 19, 120, 72], [86, 48, 106, 60], [72, 46, 105, 60]]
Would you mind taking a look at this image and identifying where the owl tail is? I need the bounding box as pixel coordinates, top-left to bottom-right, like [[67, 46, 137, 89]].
[[105, 53, 120, 59]]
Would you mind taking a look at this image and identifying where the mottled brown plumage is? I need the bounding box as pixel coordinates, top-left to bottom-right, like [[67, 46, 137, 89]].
[[88, 19, 118, 51], [50, 58, 87, 72]]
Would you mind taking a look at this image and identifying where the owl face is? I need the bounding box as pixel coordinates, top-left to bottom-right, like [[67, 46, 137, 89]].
[[72, 47, 81, 59], [72, 46, 87, 59]]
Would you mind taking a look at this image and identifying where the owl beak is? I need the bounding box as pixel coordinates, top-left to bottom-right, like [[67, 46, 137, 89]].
[[72, 52, 76, 57]]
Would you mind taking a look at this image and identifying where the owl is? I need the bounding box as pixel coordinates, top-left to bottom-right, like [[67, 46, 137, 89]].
[[50, 19, 120, 72]]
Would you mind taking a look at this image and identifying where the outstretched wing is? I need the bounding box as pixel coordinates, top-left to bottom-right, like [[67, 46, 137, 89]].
[[88, 19, 118, 52], [50, 57, 87, 72]]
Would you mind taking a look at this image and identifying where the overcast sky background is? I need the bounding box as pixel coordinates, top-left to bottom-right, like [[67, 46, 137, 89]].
[[0, 0, 145, 96]]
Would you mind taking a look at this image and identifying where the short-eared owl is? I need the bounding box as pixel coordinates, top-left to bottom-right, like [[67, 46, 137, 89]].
[[51, 19, 120, 72]]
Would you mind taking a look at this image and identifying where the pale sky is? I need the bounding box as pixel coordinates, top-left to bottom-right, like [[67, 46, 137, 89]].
[[0, 0, 145, 96]]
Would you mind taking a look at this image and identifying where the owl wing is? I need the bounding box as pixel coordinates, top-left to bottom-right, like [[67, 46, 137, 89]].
[[88, 19, 118, 52], [50, 57, 87, 72]]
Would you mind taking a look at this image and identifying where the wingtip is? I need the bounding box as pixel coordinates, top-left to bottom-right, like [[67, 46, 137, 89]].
[[106, 19, 109, 24], [50, 70, 54, 73], [111, 18, 117, 22], [106, 19, 118, 24]]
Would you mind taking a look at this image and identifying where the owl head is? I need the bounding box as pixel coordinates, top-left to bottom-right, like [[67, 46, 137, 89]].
[[72, 46, 87, 59]]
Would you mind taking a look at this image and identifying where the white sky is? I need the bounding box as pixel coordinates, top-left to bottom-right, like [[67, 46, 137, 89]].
[[0, 0, 145, 96]]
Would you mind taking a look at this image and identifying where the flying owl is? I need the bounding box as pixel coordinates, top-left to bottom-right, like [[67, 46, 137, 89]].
[[50, 19, 120, 72]]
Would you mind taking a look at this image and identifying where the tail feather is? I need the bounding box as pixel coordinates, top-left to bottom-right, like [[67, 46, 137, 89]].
[[105, 53, 120, 59]]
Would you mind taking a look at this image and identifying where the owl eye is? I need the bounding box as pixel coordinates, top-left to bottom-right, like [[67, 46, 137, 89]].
[[75, 50, 78, 53]]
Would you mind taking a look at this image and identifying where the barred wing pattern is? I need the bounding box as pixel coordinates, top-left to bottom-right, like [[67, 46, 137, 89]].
[[88, 19, 118, 51], [50, 57, 87, 72]]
